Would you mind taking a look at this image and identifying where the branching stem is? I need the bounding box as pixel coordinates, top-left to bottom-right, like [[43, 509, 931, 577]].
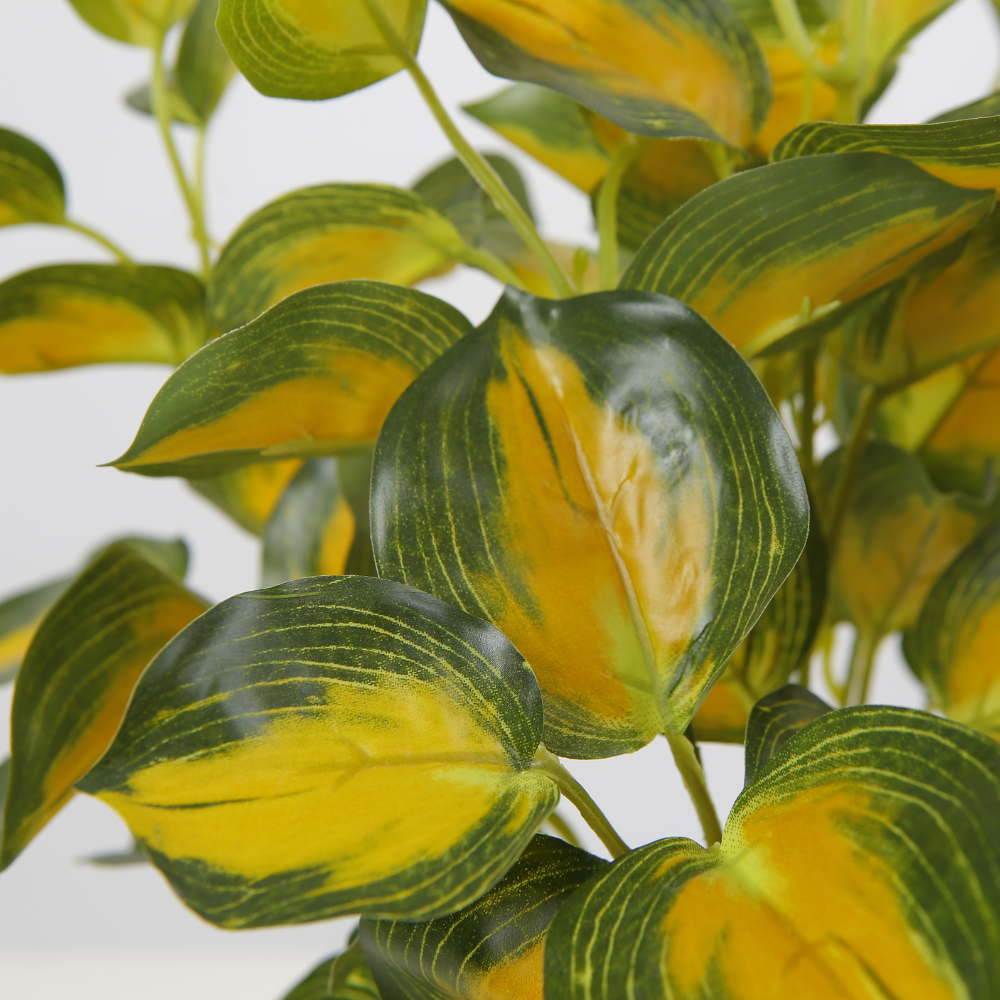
[[596, 137, 642, 290], [666, 730, 723, 847], [60, 219, 134, 262]]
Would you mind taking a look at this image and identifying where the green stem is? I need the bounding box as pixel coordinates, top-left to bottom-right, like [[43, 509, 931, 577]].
[[845, 628, 877, 706], [358, 0, 574, 299], [532, 746, 630, 859], [769, 0, 817, 71], [60, 219, 134, 263], [798, 344, 817, 485], [596, 138, 641, 291], [825, 384, 881, 558], [151, 36, 211, 278], [544, 809, 583, 849], [453, 244, 529, 289], [665, 730, 724, 847]]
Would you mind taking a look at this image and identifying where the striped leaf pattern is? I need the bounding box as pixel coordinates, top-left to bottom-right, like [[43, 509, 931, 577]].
[[372, 288, 808, 758], [67, 0, 198, 46], [361, 835, 607, 1000], [112, 281, 472, 478], [77, 576, 558, 927], [621, 153, 995, 355], [545, 706, 1000, 999], [208, 185, 468, 333], [905, 517, 1000, 740], [0, 127, 65, 227], [0, 264, 207, 374], [281, 944, 381, 1000], [0, 578, 71, 685], [217, 0, 427, 100], [0, 539, 207, 870], [741, 682, 831, 784], [443, 0, 770, 147], [773, 118, 1000, 191]]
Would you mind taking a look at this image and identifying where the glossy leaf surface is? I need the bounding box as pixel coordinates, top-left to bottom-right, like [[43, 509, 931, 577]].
[[905, 517, 1000, 740], [546, 706, 1000, 1000], [741, 682, 831, 784], [67, 0, 198, 46], [773, 118, 1000, 191], [443, 0, 770, 147], [261, 459, 356, 586], [621, 153, 994, 354], [362, 835, 606, 1000], [824, 442, 982, 640], [692, 507, 826, 743], [113, 281, 472, 478], [372, 288, 808, 758], [0, 264, 207, 374], [1, 539, 207, 870], [78, 576, 558, 927], [176, 0, 235, 121], [188, 459, 303, 535], [217, 0, 427, 100], [0, 578, 71, 685], [208, 185, 466, 333], [0, 127, 65, 227]]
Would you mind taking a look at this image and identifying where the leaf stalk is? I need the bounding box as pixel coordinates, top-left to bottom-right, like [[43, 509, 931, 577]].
[[666, 730, 723, 847], [596, 137, 642, 290], [60, 219, 134, 263]]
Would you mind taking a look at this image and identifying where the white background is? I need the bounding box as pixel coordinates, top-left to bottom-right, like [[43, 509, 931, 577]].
[[0, 1, 997, 996]]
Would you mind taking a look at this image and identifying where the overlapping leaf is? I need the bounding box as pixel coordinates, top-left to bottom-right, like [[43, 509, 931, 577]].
[[741, 682, 831, 784], [112, 281, 472, 478], [443, 0, 770, 147], [188, 459, 303, 535], [361, 835, 607, 1000], [207, 185, 469, 333], [280, 942, 381, 1000], [0, 539, 207, 870], [0, 264, 207, 373], [372, 288, 808, 759], [67, 0, 198, 46], [546, 706, 1000, 999], [176, 0, 235, 121], [0, 578, 71, 685], [931, 92, 1000, 123], [621, 153, 995, 355], [905, 517, 1000, 740], [77, 577, 558, 927], [0, 128, 65, 227], [217, 0, 427, 100]]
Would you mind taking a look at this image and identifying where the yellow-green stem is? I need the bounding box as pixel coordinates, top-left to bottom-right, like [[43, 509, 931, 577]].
[[596, 138, 641, 290], [60, 219, 134, 263], [545, 809, 583, 849], [845, 628, 878, 706], [798, 344, 817, 485], [454, 244, 529, 290], [151, 37, 211, 278], [358, 0, 574, 299], [532, 746, 630, 859], [666, 730, 723, 847]]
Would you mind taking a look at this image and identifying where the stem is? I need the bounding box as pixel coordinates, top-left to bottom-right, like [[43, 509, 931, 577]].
[[769, 0, 816, 70], [453, 244, 528, 289], [544, 809, 583, 849], [845, 628, 877, 706], [596, 138, 641, 290], [60, 219, 134, 263], [825, 384, 881, 558], [532, 746, 630, 859], [798, 344, 817, 485], [151, 36, 211, 278], [358, 0, 574, 299], [665, 730, 724, 847]]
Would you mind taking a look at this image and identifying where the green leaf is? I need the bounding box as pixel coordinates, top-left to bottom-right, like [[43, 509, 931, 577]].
[[0, 578, 72, 685], [824, 441, 983, 642], [112, 280, 473, 478], [742, 682, 831, 784], [188, 459, 304, 535], [76, 576, 558, 928], [442, 0, 771, 147], [545, 706, 1000, 1000], [217, 0, 428, 100], [930, 92, 1000, 123], [0, 127, 65, 227], [620, 153, 995, 356], [125, 79, 203, 125], [261, 458, 356, 586], [0, 539, 208, 870], [905, 517, 1000, 740], [66, 0, 198, 46], [0, 264, 208, 374], [772, 118, 1000, 191], [281, 945, 381, 1000], [691, 501, 827, 743], [176, 0, 235, 121], [372, 287, 808, 759], [207, 185, 469, 333], [360, 834, 607, 1000]]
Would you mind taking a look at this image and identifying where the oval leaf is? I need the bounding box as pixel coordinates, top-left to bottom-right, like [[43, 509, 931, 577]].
[[621, 153, 995, 355], [0, 264, 207, 374], [76, 576, 558, 927], [67, 0, 198, 46], [905, 517, 1000, 740], [188, 458, 304, 535], [741, 682, 831, 784], [281, 944, 380, 1000], [208, 185, 468, 333], [112, 280, 473, 478], [546, 706, 1000, 1000], [217, 0, 428, 100], [0, 539, 208, 870], [0, 127, 65, 227], [361, 834, 607, 1000], [176, 0, 236, 122], [372, 288, 809, 759], [443, 0, 771, 147], [0, 578, 72, 686]]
